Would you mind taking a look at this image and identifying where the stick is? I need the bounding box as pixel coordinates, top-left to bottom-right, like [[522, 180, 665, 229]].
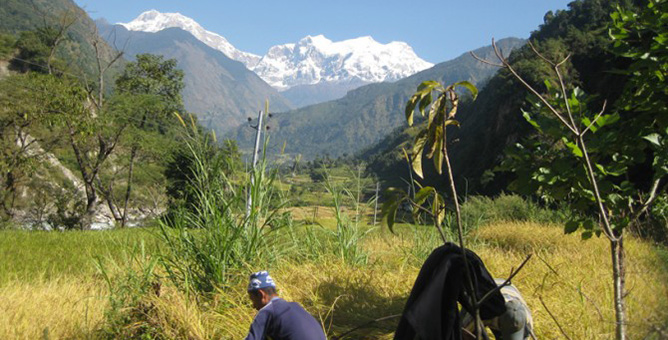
[[330, 314, 401, 340]]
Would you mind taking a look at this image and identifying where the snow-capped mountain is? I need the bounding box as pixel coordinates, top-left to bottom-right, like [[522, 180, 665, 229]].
[[253, 35, 433, 90], [121, 10, 433, 99], [120, 10, 261, 67]]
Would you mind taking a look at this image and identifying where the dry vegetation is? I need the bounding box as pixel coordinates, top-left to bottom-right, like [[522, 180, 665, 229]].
[[1, 221, 666, 339]]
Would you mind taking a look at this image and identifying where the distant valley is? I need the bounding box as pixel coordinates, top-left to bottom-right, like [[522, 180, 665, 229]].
[[99, 10, 523, 158], [233, 38, 526, 161]]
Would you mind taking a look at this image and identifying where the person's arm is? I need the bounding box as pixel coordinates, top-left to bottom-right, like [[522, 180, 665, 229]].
[[245, 310, 270, 340]]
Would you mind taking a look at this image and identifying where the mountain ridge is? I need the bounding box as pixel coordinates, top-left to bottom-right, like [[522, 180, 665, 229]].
[[120, 9, 433, 103], [232, 37, 526, 160], [97, 22, 294, 134]]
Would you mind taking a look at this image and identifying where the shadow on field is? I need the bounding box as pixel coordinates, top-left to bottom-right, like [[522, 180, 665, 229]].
[[314, 276, 409, 339]]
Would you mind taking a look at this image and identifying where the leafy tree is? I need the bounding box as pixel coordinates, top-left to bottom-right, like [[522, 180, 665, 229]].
[[10, 9, 76, 75], [102, 54, 185, 227], [115, 54, 185, 114], [53, 77, 119, 228], [11, 29, 52, 73], [0, 74, 59, 219], [610, 0, 668, 182], [484, 0, 668, 333], [0, 33, 16, 60]]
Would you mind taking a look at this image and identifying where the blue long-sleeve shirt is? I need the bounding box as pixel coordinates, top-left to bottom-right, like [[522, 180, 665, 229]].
[[245, 297, 327, 340]]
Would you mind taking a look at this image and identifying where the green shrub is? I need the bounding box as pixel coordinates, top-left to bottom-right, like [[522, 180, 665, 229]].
[[0, 33, 15, 60], [96, 240, 161, 339], [461, 194, 569, 227]]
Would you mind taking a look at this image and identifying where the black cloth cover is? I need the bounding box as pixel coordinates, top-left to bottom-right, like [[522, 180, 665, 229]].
[[394, 243, 506, 340]]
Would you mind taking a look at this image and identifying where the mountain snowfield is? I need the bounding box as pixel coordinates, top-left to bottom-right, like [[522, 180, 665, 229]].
[[252, 34, 433, 90], [120, 10, 262, 67], [121, 10, 433, 91]]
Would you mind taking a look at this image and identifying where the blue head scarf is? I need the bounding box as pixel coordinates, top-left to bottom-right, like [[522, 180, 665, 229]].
[[248, 270, 276, 292]]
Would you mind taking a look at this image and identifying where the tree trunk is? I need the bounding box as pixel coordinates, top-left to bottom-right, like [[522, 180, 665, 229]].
[[82, 181, 97, 230], [120, 146, 137, 228], [611, 237, 626, 340]]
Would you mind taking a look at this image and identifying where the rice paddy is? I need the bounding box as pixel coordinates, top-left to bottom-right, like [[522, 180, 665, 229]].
[[1, 218, 666, 339]]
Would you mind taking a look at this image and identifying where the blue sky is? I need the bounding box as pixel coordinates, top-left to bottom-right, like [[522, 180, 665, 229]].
[[74, 0, 573, 63]]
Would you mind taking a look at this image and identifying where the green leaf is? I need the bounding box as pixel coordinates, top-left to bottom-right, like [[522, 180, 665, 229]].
[[596, 114, 620, 128], [444, 119, 460, 127], [581, 231, 593, 240], [454, 81, 478, 99], [417, 80, 439, 92], [405, 95, 418, 126], [522, 109, 542, 131], [565, 220, 580, 233], [563, 138, 584, 158], [381, 200, 400, 233], [643, 133, 662, 146], [381, 188, 407, 234], [595, 163, 607, 175], [411, 131, 428, 179], [427, 95, 445, 127], [418, 92, 432, 117], [414, 187, 435, 206], [432, 138, 443, 174]]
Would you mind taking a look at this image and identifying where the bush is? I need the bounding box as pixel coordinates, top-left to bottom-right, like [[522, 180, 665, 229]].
[[461, 194, 569, 228], [96, 241, 161, 339], [0, 33, 15, 60]]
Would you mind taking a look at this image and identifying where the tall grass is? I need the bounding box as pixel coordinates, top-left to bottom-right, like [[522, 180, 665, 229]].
[[1, 220, 666, 338], [95, 240, 160, 338], [157, 119, 286, 293], [0, 228, 155, 284], [323, 170, 369, 265]]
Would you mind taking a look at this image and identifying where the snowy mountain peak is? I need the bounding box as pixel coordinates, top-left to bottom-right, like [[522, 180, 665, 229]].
[[120, 10, 261, 67], [253, 34, 434, 90], [121, 11, 433, 92]]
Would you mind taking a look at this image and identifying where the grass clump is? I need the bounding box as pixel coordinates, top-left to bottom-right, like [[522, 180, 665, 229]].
[[461, 193, 569, 228], [96, 240, 161, 339], [158, 124, 282, 293], [323, 172, 369, 265]]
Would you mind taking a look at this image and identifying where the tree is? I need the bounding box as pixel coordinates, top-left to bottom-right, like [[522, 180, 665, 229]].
[[10, 6, 77, 75], [382, 80, 532, 339], [0, 33, 16, 60], [115, 54, 184, 113], [104, 54, 184, 227], [0, 74, 58, 219], [475, 29, 666, 339]]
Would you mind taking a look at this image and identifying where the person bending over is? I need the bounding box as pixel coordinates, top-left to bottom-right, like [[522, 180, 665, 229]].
[[245, 271, 327, 340], [462, 279, 534, 340]]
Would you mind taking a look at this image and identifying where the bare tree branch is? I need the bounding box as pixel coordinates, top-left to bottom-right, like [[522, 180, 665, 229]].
[[581, 100, 608, 136], [476, 254, 532, 308], [540, 296, 574, 340]]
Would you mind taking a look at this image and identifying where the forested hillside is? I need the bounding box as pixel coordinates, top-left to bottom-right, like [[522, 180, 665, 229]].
[[233, 38, 525, 160], [0, 0, 123, 86], [0, 0, 239, 229], [365, 0, 649, 195]]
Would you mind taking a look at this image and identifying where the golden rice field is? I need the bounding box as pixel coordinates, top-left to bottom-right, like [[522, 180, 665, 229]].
[[1, 221, 667, 339]]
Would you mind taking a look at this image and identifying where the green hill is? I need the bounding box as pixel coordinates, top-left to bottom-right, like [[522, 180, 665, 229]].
[[364, 0, 641, 195], [233, 38, 525, 160], [0, 0, 123, 84], [97, 22, 294, 134]]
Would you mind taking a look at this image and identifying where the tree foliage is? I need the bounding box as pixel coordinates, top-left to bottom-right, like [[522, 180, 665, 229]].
[[500, 0, 667, 239], [116, 54, 185, 114]]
